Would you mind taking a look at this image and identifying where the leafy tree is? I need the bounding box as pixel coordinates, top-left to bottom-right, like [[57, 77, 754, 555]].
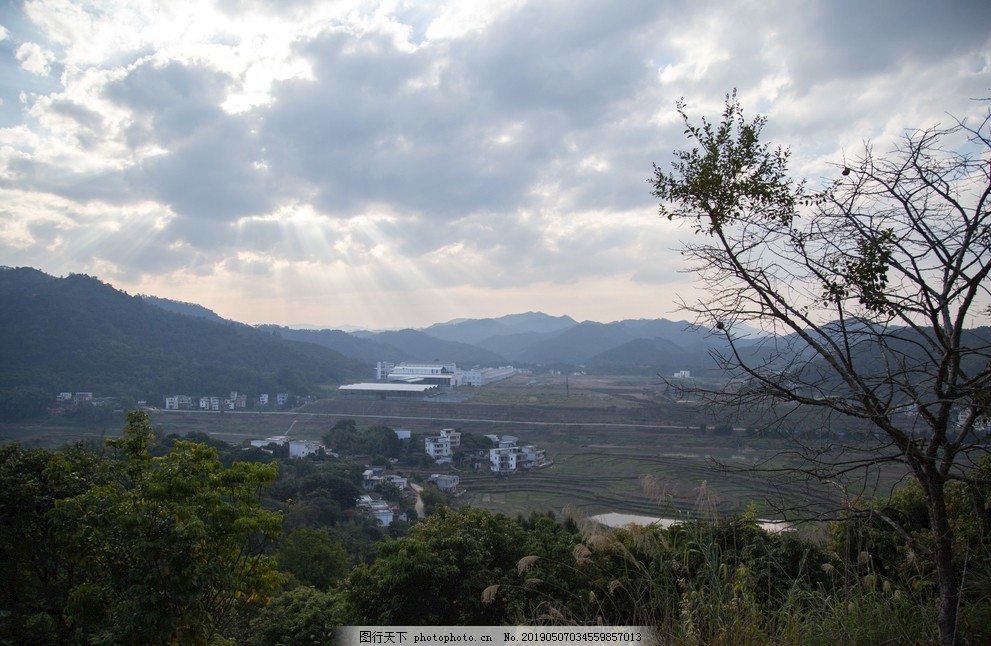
[[651, 92, 991, 645], [418, 482, 449, 516], [52, 411, 284, 644], [248, 586, 347, 646], [323, 422, 405, 458], [344, 507, 528, 624], [0, 443, 103, 644], [277, 527, 350, 589]]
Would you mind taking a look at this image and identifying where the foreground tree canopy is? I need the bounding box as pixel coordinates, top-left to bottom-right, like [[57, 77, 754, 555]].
[[5, 413, 991, 643], [651, 92, 991, 645], [0, 411, 283, 645]]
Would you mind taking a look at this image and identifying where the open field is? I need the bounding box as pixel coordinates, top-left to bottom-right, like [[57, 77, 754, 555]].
[[1, 374, 908, 521]]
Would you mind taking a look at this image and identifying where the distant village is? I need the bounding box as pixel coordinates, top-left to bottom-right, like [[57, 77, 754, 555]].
[[248, 425, 551, 526], [251, 360, 550, 526], [164, 392, 294, 411], [67, 360, 551, 527]]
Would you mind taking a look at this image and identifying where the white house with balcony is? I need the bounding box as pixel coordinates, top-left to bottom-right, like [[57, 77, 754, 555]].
[[488, 435, 548, 473], [425, 428, 461, 463]]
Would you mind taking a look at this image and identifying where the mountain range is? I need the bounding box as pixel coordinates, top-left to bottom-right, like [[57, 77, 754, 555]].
[[0, 266, 737, 418], [258, 312, 731, 375], [10, 265, 990, 427]]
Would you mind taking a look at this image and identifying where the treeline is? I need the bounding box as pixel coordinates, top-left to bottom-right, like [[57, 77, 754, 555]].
[[4, 414, 991, 644]]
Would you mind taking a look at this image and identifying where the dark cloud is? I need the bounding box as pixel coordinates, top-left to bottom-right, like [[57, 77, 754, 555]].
[[102, 60, 284, 221], [790, 0, 991, 84], [104, 60, 232, 147]]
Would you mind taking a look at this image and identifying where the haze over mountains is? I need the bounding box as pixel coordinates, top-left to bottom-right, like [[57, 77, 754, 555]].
[[8, 266, 991, 426], [0, 267, 731, 404]]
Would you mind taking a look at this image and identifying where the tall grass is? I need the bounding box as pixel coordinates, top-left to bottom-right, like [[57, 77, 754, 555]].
[[496, 482, 959, 644]]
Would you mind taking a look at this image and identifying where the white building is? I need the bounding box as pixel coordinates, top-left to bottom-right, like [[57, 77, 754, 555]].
[[429, 474, 460, 492], [488, 435, 548, 473], [461, 366, 517, 387], [362, 468, 408, 491], [289, 439, 324, 458], [376, 361, 396, 380], [356, 495, 397, 526], [249, 436, 325, 459], [387, 361, 460, 387], [425, 428, 461, 463]]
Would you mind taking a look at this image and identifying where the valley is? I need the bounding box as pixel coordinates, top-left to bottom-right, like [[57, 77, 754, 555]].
[[141, 373, 891, 524]]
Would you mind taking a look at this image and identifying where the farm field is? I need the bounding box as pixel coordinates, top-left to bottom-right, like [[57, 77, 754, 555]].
[[3, 374, 905, 522]]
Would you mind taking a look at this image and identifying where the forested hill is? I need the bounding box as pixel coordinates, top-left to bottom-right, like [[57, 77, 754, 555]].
[[0, 267, 366, 417]]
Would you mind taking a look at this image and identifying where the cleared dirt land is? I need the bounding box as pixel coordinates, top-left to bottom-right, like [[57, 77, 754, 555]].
[[117, 374, 897, 522], [149, 375, 876, 517]]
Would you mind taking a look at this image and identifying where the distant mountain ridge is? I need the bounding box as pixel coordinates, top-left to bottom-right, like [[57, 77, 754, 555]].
[[138, 295, 231, 324], [2, 267, 736, 404], [421, 312, 578, 345], [0, 267, 367, 418], [115, 275, 734, 374], [249, 311, 729, 375]]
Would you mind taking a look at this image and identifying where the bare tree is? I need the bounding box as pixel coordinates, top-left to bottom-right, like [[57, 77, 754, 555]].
[[651, 92, 991, 646]]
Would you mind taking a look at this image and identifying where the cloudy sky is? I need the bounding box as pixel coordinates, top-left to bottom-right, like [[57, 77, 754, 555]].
[[1, 0, 989, 330]]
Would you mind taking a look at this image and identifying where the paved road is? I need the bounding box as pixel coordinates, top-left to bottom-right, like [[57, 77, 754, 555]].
[[154, 407, 695, 431], [410, 483, 425, 519]]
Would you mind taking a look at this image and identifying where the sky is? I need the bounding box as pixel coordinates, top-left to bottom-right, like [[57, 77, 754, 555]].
[[0, 0, 989, 330]]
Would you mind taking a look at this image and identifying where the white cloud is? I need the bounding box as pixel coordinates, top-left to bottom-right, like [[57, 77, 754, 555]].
[[0, 0, 989, 328], [15, 42, 56, 75]]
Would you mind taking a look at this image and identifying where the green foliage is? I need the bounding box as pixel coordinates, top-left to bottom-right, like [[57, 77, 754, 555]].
[[344, 507, 528, 624], [418, 482, 450, 516], [0, 442, 103, 644], [323, 421, 407, 459], [52, 411, 284, 644], [277, 527, 350, 589], [270, 460, 363, 530], [651, 90, 798, 235], [248, 586, 348, 646], [831, 458, 991, 601]]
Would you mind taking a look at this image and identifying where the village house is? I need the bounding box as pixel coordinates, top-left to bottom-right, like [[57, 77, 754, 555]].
[[488, 435, 548, 473], [424, 428, 461, 464]]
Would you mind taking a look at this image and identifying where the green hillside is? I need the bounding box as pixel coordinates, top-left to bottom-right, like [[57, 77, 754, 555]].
[[0, 267, 366, 418]]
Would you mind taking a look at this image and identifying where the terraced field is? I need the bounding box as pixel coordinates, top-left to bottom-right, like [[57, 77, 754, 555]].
[[141, 373, 900, 522], [456, 444, 841, 520]]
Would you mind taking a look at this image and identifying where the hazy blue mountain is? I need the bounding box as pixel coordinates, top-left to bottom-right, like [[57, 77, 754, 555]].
[[365, 329, 507, 366], [0, 266, 797, 396], [610, 318, 710, 345], [479, 318, 723, 365], [586, 337, 713, 376], [257, 325, 414, 366], [475, 329, 564, 360], [422, 312, 578, 345], [518, 321, 643, 364]]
